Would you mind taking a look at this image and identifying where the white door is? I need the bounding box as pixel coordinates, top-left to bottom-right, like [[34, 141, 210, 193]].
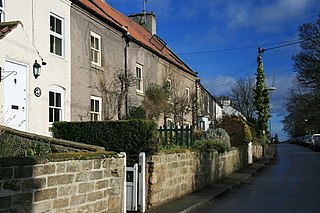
[[3, 60, 27, 131]]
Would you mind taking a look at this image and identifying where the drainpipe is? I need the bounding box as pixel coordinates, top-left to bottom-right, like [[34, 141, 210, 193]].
[[124, 30, 131, 117], [195, 79, 200, 129]]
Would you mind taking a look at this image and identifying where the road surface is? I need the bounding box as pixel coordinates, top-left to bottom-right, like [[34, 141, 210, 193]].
[[192, 143, 320, 213]]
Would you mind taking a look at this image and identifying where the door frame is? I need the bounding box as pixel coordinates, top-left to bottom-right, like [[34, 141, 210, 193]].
[[3, 59, 29, 131]]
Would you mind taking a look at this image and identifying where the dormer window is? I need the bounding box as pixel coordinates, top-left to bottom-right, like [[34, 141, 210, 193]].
[[0, 0, 5, 22]]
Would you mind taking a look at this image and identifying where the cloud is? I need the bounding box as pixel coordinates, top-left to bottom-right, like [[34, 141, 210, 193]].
[[222, 0, 317, 33]]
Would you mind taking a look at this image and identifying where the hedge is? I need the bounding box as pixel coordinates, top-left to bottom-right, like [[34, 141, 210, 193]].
[[51, 120, 160, 159]]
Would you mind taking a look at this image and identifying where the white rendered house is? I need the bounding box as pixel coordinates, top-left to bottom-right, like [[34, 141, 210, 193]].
[[0, 0, 71, 136]]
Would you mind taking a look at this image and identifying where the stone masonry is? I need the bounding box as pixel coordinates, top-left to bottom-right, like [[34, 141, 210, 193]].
[[147, 144, 262, 208], [0, 152, 125, 213]]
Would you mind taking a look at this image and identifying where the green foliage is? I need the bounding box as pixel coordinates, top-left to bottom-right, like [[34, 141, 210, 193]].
[[202, 128, 231, 150], [194, 139, 228, 153], [51, 120, 160, 158], [254, 50, 270, 137], [194, 129, 204, 140], [0, 135, 19, 158], [218, 115, 252, 147], [26, 143, 51, 157], [143, 84, 170, 120], [0, 134, 51, 158], [125, 106, 146, 120]]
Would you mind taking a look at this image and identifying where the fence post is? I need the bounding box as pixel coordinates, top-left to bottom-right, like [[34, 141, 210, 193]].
[[175, 126, 179, 145], [186, 125, 189, 147], [169, 126, 173, 145], [190, 126, 194, 146], [164, 126, 168, 146]]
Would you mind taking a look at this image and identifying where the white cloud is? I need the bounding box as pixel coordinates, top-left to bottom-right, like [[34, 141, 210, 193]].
[[222, 0, 317, 32]]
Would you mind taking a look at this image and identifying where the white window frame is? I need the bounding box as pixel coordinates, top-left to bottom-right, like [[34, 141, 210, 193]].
[[185, 87, 190, 103], [50, 13, 64, 57], [90, 96, 102, 121], [136, 64, 143, 93], [207, 95, 210, 114], [0, 0, 5, 22], [49, 86, 64, 125], [166, 79, 172, 91], [166, 118, 173, 127], [90, 31, 101, 66]]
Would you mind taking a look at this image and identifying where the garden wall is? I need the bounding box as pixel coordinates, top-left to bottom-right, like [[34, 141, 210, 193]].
[[147, 144, 263, 208], [0, 152, 125, 213]]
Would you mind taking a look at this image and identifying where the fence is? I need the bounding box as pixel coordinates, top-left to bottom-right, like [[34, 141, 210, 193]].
[[159, 126, 194, 147]]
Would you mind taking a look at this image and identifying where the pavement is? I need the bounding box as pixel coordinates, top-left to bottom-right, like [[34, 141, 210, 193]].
[[147, 144, 277, 213]]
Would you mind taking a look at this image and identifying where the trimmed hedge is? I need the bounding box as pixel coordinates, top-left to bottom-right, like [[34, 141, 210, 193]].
[[51, 120, 160, 158]]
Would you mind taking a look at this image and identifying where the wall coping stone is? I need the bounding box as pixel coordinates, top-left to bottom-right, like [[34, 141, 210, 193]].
[[0, 125, 104, 152], [0, 151, 122, 167]]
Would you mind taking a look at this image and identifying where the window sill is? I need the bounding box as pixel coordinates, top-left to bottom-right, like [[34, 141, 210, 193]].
[[91, 63, 104, 71], [136, 91, 145, 97]]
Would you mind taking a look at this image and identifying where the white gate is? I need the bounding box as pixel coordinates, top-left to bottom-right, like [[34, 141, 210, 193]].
[[126, 163, 138, 211], [3, 60, 27, 131], [126, 152, 146, 212]]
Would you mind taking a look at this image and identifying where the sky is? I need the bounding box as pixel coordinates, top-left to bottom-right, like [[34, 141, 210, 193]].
[[106, 0, 320, 141]]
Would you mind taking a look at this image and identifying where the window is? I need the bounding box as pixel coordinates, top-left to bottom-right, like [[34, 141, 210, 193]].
[[0, 0, 5, 22], [49, 88, 64, 123], [185, 87, 190, 103], [50, 13, 64, 57], [136, 64, 143, 92], [90, 31, 101, 66], [166, 79, 172, 91], [90, 96, 102, 121]]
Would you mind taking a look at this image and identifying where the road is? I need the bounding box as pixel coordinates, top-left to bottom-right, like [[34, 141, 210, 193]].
[[192, 143, 320, 213]]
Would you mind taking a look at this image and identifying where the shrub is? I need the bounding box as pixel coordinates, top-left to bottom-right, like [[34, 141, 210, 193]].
[[125, 106, 146, 120], [194, 139, 228, 153], [51, 120, 160, 159], [218, 115, 252, 147], [202, 128, 231, 151], [0, 134, 51, 158]]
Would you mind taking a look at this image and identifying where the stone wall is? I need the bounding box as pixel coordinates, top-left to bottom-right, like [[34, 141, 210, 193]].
[[148, 144, 262, 208], [0, 152, 125, 213]]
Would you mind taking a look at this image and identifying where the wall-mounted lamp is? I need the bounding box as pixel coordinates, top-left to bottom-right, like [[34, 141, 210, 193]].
[[33, 60, 41, 79]]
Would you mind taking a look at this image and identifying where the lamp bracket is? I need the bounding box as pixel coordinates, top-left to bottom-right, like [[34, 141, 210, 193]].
[[0, 67, 17, 82]]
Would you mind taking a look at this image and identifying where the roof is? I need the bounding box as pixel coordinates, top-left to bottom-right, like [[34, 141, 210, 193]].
[[0, 21, 21, 40], [76, 0, 197, 77]]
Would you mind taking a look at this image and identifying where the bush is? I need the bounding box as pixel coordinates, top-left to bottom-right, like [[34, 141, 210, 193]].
[[51, 120, 160, 159], [202, 128, 231, 151], [125, 106, 146, 120], [218, 115, 252, 147], [0, 134, 51, 158], [194, 139, 228, 153]]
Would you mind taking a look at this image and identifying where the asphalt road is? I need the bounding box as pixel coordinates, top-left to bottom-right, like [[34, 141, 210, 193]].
[[192, 143, 320, 213]]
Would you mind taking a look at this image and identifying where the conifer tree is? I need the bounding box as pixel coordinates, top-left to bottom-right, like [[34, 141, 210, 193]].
[[254, 48, 270, 140]]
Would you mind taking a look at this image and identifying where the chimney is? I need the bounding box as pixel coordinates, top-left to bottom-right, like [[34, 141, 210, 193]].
[[220, 97, 231, 106], [129, 12, 156, 35]]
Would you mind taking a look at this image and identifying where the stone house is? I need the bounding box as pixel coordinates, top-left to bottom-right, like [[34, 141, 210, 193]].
[[0, 0, 216, 135], [197, 81, 222, 131], [70, 0, 198, 127]]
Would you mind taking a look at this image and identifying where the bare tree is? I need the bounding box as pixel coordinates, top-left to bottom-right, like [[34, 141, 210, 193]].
[[91, 70, 135, 120], [229, 77, 256, 123]]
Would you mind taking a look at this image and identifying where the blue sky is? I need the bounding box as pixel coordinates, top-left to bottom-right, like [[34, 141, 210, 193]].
[[106, 0, 319, 141]]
